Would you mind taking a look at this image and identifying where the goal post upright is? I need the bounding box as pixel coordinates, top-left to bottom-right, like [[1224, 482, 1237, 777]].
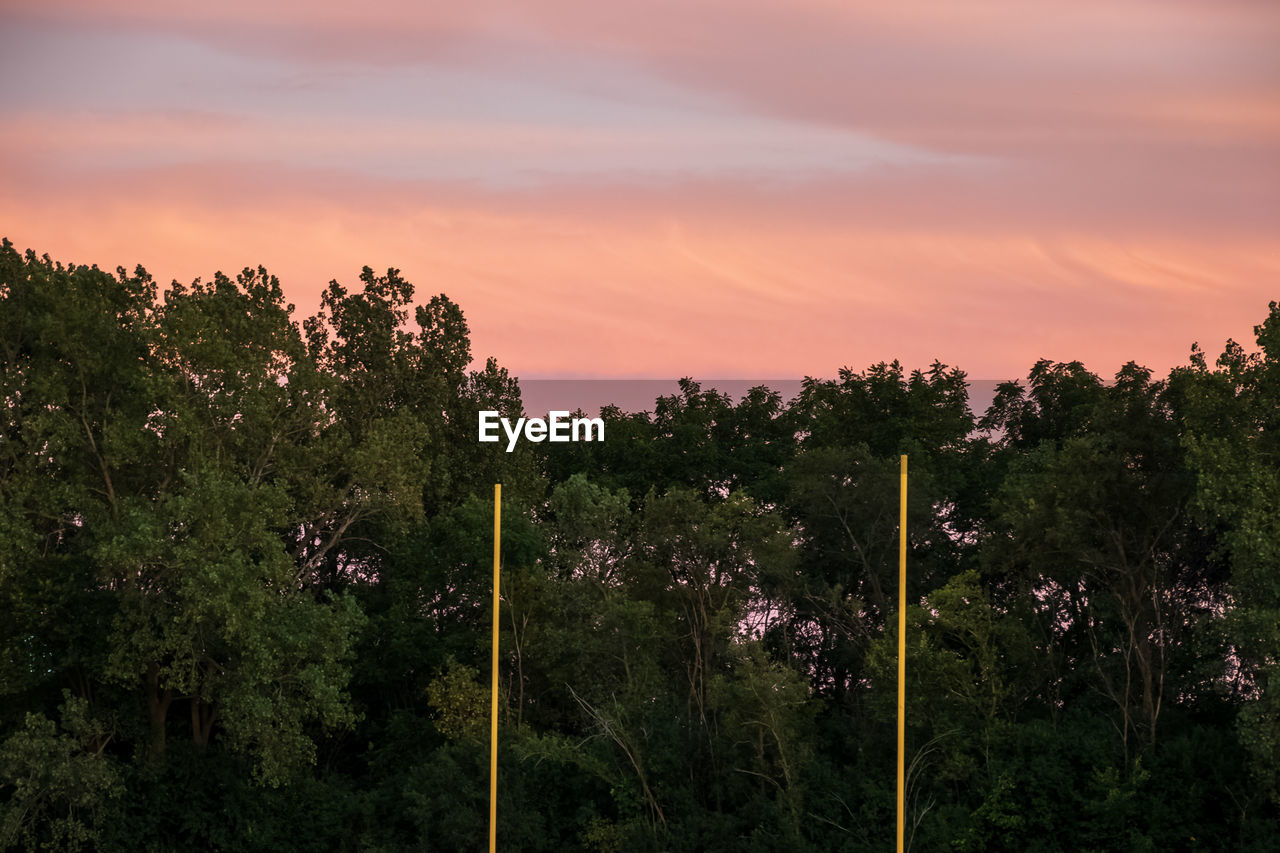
[[491, 483, 501, 853], [897, 455, 907, 853]]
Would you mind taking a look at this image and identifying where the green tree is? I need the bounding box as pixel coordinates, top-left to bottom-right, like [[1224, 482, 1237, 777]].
[[1180, 303, 1280, 804]]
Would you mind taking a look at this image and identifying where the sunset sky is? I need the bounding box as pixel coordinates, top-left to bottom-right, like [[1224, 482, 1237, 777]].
[[3, 0, 1277, 380]]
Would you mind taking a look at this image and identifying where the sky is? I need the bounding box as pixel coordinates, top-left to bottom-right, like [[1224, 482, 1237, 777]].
[[3, 0, 1278, 380]]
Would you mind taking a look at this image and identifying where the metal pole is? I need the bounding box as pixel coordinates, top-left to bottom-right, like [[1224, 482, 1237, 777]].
[[490, 483, 501, 853], [897, 455, 907, 853]]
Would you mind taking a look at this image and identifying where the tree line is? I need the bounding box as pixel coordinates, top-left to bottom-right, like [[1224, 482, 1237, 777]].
[[2, 238, 1278, 851]]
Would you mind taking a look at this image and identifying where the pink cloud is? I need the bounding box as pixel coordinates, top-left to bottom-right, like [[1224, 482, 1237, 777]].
[[3, 158, 1272, 380], [3, 1, 1276, 380]]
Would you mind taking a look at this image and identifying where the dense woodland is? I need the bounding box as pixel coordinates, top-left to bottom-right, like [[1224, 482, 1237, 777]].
[[2, 238, 1279, 851]]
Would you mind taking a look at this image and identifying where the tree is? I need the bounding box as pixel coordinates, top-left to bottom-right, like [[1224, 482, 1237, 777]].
[[984, 362, 1211, 757], [1180, 303, 1280, 803]]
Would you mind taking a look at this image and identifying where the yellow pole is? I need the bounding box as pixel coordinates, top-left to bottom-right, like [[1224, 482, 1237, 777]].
[[897, 455, 907, 853], [490, 483, 501, 853]]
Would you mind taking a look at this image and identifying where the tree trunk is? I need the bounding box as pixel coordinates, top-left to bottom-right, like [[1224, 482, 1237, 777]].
[[146, 663, 172, 764], [191, 697, 217, 747]]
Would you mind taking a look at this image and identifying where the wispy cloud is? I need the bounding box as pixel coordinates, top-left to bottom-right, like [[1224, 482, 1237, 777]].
[[2, 1, 1277, 379]]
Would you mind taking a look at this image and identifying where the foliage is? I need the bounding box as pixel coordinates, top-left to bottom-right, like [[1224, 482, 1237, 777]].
[[2, 238, 1275, 850]]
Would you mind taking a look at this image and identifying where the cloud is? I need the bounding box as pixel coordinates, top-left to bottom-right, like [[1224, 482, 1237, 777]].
[[2, 20, 975, 185], [2, 1, 1276, 379], [3, 160, 1273, 379]]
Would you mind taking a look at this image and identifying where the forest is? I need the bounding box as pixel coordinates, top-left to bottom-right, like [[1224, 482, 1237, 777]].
[[2, 238, 1278, 851]]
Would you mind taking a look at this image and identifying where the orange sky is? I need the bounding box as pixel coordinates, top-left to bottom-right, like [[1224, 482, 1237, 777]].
[[3, 0, 1278, 379]]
